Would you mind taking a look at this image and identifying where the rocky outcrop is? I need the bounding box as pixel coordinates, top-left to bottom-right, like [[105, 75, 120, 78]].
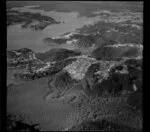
[[7, 48, 34, 67], [13, 57, 77, 81], [64, 55, 96, 80]]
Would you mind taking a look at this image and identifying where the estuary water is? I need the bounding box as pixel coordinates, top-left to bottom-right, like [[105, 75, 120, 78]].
[[7, 5, 101, 52]]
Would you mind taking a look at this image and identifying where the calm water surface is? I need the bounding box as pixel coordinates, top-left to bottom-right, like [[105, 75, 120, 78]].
[[7, 5, 101, 52]]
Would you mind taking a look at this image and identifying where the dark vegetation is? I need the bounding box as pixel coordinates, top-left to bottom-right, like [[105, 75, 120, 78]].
[[6, 114, 40, 131], [124, 58, 142, 67], [48, 58, 77, 74], [79, 59, 143, 129], [14, 58, 77, 80], [83, 72, 129, 97], [35, 48, 81, 62], [81, 63, 100, 95], [82, 58, 142, 98], [45, 57, 142, 118], [127, 92, 142, 112], [52, 71, 78, 92], [72, 91, 142, 131], [75, 35, 95, 48], [91, 45, 140, 60], [43, 57, 142, 131], [69, 119, 140, 131], [76, 21, 143, 45]]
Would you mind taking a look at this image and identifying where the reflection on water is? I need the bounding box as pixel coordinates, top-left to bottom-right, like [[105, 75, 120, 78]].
[[7, 5, 101, 52]]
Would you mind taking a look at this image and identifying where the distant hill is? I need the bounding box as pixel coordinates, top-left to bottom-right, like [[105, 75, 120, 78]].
[[35, 48, 81, 62], [7, 1, 143, 16], [91, 45, 142, 60]]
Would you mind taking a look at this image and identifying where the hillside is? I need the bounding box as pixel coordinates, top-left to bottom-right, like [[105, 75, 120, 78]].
[[7, 48, 143, 131], [91, 44, 143, 60], [35, 48, 81, 62], [40, 56, 143, 130]]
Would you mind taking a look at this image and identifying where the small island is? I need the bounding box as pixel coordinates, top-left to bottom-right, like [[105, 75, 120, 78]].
[[7, 10, 61, 31]]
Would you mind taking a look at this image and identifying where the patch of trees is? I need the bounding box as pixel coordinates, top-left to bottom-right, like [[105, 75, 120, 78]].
[[88, 73, 129, 97], [81, 59, 142, 98], [47, 58, 77, 76]]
